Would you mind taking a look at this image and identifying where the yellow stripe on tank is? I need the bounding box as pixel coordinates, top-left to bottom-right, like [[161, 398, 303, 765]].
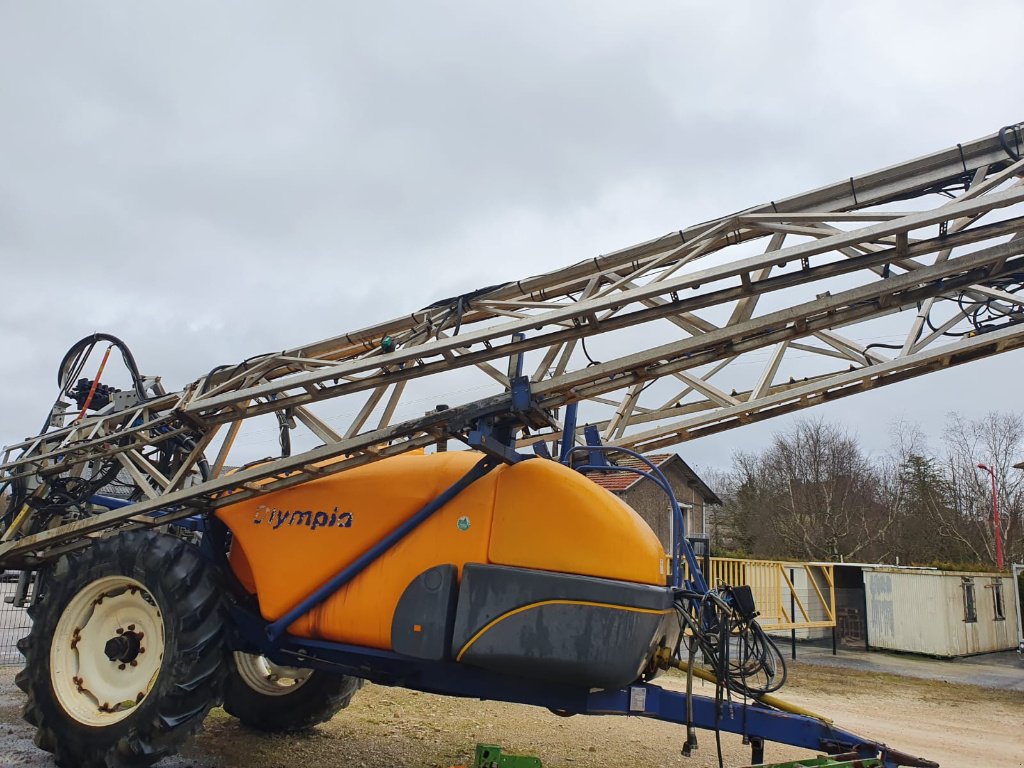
[[455, 600, 672, 662]]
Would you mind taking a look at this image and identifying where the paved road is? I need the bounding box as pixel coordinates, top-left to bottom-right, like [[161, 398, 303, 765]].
[[793, 641, 1024, 691]]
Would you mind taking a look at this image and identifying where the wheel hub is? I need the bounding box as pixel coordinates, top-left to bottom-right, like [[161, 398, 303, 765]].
[[50, 576, 166, 726], [233, 651, 313, 696], [103, 630, 144, 664]]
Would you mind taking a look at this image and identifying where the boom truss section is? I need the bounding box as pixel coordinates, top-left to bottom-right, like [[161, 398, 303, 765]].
[[2, 123, 1024, 565]]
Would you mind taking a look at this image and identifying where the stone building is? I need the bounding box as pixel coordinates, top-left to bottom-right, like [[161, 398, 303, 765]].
[[582, 453, 720, 551]]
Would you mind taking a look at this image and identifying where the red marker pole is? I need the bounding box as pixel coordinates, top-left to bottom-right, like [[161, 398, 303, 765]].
[[977, 463, 1004, 570], [74, 345, 113, 422]]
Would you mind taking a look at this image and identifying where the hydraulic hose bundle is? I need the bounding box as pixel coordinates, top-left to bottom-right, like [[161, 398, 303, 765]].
[[666, 584, 791, 767], [673, 584, 787, 699], [56, 332, 149, 411], [0, 334, 211, 539]]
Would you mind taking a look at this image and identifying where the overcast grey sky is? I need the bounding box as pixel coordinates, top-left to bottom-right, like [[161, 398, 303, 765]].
[[1, 2, 1022, 473]]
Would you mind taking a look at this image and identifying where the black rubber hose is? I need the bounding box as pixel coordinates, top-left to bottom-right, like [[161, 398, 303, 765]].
[[197, 352, 272, 395], [276, 410, 292, 458], [174, 436, 212, 482], [999, 124, 1022, 162], [56, 333, 147, 400]]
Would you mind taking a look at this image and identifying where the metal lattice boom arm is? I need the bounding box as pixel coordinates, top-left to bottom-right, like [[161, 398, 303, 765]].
[[2, 122, 1023, 566]]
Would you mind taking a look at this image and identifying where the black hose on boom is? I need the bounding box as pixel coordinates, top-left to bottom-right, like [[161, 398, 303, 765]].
[[56, 332, 148, 402], [999, 123, 1023, 162]]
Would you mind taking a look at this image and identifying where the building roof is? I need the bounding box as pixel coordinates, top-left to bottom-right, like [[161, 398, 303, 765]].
[[818, 562, 939, 571], [582, 453, 722, 504], [823, 562, 1008, 578]]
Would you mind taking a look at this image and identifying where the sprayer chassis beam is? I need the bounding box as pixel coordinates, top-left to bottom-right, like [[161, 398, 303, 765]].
[[232, 621, 932, 768]]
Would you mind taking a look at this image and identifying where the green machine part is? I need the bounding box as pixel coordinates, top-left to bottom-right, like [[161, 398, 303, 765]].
[[462, 745, 883, 768], [471, 744, 543, 768]]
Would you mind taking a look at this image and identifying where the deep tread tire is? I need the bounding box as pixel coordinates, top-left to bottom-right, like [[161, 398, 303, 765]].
[[223, 653, 361, 732], [16, 531, 227, 768]]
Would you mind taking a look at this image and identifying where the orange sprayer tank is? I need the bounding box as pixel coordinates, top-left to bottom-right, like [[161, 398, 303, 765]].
[[216, 451, 667, 650]]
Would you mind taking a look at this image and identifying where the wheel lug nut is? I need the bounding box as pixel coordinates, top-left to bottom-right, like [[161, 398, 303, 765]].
[[116, 628, 124, 635], [130, 660, 138, 667], [137, 632, 144, 640], [139, 647, 145, 654], [127, 624, 136, 631]]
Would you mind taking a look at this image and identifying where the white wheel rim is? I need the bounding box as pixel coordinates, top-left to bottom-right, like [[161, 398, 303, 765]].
[[233, 651, 312, 696], [50, 575, 165, 726]]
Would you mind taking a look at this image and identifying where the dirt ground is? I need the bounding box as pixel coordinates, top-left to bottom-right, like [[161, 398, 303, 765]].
[[1, 661, 1021, 768]]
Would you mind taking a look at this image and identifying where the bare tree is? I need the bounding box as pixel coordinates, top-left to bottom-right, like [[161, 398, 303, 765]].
[[943, 412, 1024, 567], [717, 418, 892, 561], [714, 413, 1023, 568]]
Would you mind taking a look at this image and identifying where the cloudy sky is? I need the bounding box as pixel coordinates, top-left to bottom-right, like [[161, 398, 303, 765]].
[[1, 2, 1023, 474]]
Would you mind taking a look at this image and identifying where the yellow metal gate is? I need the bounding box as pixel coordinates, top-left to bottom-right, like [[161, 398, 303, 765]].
[[704, 558, 836, 632]]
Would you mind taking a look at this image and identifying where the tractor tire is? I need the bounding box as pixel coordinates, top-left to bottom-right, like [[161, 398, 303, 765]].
[[223, 651, 362, 731], [16, 530, 227, 768]]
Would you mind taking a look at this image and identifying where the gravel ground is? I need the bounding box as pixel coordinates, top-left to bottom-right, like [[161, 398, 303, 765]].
[[793, 643, 1024, 691], [2, 661, 1022, 768]]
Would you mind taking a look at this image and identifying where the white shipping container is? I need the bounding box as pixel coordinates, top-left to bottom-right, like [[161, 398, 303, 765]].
[[863, 567, 1016, 657]]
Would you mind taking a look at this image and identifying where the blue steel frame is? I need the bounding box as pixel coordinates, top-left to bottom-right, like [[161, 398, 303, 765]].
[[226, 608, 925, 768], [264, 454, 499, 642], [563, 443, 707, 593], [83, 379, 933, 768]]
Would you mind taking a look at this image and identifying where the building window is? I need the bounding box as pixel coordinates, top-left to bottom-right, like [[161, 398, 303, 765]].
[[962, 578, 977, 623], [991, 579, 1006, 621]]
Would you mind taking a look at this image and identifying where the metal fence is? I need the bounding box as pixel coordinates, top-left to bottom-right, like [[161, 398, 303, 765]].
[[705, 557, 836, 633], [1, 574, 31, 665], [1013, 563, 1023, 653]]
